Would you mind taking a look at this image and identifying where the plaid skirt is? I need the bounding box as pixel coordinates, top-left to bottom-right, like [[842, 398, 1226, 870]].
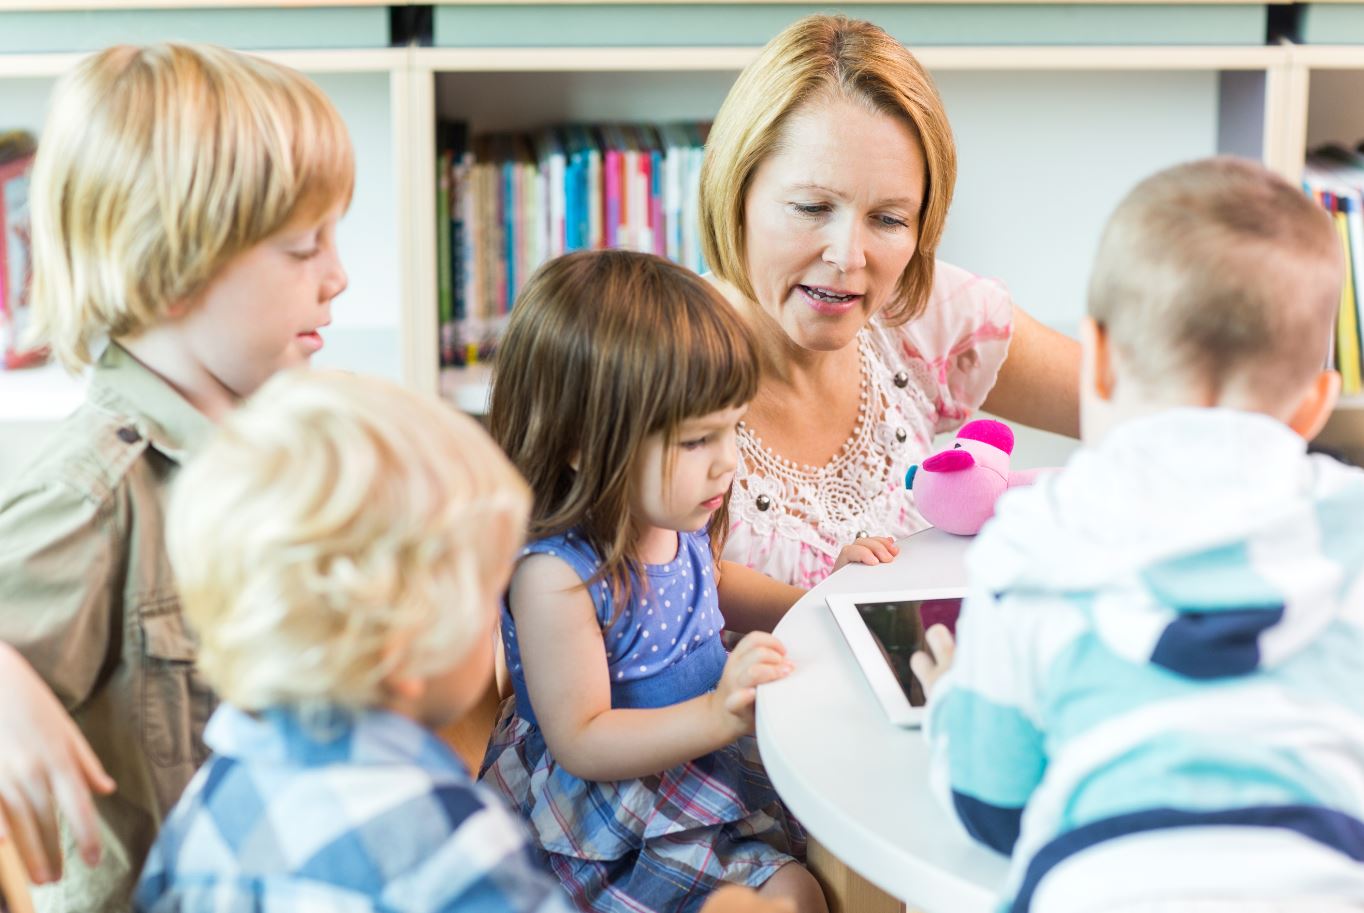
[[479, 698, 806, 913]]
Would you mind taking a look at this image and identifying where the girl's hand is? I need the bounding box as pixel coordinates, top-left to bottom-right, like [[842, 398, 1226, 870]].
[[711, 632, 793, 740], [0, 642, 115, 884], [910, 623, 956, 699], [833, 535, 899, 572]]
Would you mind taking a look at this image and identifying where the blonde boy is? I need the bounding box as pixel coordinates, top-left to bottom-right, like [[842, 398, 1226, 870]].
[[131, 369, 582, 911], [0, 43, 351, 910], [919, 157, 1364, 911]]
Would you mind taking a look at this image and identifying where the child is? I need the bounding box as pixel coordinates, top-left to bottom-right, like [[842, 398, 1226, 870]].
[[0, 42, 351, 911], [135, 370, 799, 913], [916, 157, 1364, 912], [132, 369, 573, 911], [484, 249, 863, 913]]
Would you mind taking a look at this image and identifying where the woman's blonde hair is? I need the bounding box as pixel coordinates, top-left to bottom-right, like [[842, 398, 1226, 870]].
[[28, 43, 355, 371], [489, 250, 759, 610], [168, 370, 529, 713], [700, 14, 956, 325]]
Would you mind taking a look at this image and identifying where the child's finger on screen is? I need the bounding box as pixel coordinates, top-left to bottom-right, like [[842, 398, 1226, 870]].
[[924, 623, 956, 662]]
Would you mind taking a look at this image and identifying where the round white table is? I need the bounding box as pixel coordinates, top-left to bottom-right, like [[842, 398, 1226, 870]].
[[755, 528, 1010, 913]]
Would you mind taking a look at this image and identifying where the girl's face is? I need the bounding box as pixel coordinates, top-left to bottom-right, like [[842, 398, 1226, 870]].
[[633, 405, 746, 539], [741, 95, 926, 352]]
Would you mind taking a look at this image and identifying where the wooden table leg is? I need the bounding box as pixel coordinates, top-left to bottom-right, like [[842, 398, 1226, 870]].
[[807, 835, 907, 913]]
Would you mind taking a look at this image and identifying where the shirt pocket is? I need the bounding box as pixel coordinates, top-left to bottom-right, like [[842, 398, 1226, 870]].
[[138, 598, 213, 769]]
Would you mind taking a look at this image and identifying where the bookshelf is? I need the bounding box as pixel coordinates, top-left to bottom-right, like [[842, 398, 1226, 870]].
[[0, 2, 1362, 465], [414, 42, 1291, 417]]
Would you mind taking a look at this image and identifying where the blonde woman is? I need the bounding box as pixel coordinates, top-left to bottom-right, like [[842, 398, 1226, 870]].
[[0, 43, 351, 911], [700, 14, 1080, 587]]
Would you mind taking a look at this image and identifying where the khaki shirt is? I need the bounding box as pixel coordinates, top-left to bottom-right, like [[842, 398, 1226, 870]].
[[0, 343, 216, 912]]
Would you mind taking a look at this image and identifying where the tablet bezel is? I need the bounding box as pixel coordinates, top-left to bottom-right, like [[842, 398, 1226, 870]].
[[826, 587, 967, 729]]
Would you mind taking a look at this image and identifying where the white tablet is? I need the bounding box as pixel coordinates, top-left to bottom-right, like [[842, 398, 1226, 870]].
[[827, 587, 966, 728]]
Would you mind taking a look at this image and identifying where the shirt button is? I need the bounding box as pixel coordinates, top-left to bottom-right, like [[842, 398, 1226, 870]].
[[117, 426, 141, 444]]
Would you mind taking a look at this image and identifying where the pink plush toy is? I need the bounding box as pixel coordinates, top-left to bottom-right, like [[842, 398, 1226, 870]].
[[905, 419, 1045, 536]]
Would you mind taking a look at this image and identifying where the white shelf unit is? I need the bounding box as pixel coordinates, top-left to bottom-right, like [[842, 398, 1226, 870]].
[[411, 44, 1291, 415], [1280, 42, 1364, 462], [0, 46, 413, 427]]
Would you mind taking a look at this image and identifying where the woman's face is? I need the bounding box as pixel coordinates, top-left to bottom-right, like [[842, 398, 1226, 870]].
[[742, 95, 926, 353]]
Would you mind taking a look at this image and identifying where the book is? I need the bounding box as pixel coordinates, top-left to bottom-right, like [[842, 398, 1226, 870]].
[[0, 131, 41, 371]]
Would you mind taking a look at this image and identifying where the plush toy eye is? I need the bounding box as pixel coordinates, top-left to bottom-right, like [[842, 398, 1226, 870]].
[[953, 443, 962, 449]]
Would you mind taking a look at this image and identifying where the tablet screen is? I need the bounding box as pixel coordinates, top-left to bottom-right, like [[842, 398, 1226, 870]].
[[853, 597, 961, 707]]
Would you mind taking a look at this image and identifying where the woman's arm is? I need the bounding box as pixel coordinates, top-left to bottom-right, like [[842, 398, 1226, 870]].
[[980, 306, 1081, 438], [714, 561, 804, 634], [511, 555, 790, 782]]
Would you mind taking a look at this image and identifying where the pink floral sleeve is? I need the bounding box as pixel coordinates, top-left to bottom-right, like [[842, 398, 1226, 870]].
[[893, 260, 1014, 435]]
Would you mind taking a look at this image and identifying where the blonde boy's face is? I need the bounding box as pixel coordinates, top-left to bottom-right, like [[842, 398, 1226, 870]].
[[178, 204, 348, 400]]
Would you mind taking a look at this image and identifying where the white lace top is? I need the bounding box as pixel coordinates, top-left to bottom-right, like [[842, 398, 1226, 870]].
[[723, 261, 1014, 589]]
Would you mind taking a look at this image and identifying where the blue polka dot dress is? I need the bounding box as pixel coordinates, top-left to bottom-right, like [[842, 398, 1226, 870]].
[[479, 528, 806, 913]]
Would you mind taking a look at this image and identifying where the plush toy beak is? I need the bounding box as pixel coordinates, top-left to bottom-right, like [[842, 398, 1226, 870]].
[[922, 450, 977, 473]]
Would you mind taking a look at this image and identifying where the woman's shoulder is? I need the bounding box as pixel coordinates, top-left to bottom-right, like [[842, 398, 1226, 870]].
[[872, 259, 1013, 349], [926, 259, 1012, 314]]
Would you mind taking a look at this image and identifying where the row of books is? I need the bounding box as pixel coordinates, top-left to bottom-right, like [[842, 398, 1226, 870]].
[[1304, 145, 1364, 396], [0, 130, 41, 371], [436, 121, 711, 368]]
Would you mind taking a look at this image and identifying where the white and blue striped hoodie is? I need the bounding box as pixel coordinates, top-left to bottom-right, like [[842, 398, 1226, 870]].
[[925, 408, 1364, 913]]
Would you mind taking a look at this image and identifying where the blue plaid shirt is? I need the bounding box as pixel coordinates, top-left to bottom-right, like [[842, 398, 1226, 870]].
[[134, 703, 575, 913]]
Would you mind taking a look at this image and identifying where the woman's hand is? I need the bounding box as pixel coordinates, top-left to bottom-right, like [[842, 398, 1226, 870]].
[[0, 642, 115, 884], [833, 535, 899, 572], [909, 623, 956, 698], [710, 632, 793, 740]]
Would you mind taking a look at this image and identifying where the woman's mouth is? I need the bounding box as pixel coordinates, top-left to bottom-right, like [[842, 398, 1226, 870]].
[[799, 285, 861, 315]]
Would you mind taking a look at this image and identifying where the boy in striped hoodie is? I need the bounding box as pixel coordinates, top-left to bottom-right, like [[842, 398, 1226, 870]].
[[917, 156, 1364, 913]]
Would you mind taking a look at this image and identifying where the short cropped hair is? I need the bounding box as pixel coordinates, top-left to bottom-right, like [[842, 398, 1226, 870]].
[[699, 14, 956, 325], [1088, 156, 1342, 407], [168, 370, 529, 713], [29, 43, 355, 371]]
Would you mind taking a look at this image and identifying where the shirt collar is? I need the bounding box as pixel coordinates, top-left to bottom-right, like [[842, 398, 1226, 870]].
[[204, 703, 470, 780], [88, 343, 214, 464]]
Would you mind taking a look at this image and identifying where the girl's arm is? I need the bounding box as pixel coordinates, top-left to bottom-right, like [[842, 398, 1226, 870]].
[[512, 554, 791, 782], [713, 560, 804, 634], [980, 306, 1081, 438]]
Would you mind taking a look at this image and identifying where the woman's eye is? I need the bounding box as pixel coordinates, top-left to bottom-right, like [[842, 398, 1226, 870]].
[[793, 203, 829, 216], [876, 214, 909, 229]]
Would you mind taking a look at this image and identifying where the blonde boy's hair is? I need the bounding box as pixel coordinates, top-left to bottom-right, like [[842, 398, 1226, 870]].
[[1088, 156, 1342, 408], [168, 370, 529, 712], [489, 249, 759, 609], [699, 14, 956, 325], [29, 43, 355, 371]]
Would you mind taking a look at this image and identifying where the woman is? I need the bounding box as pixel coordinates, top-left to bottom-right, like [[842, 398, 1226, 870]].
[[699, 14, 1080, 587]]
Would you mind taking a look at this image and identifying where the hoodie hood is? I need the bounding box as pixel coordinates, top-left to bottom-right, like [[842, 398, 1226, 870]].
[[968, 408, 1364, 677]]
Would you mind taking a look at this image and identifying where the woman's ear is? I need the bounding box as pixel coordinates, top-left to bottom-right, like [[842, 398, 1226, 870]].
[[1286, 370, 1341, 442]]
